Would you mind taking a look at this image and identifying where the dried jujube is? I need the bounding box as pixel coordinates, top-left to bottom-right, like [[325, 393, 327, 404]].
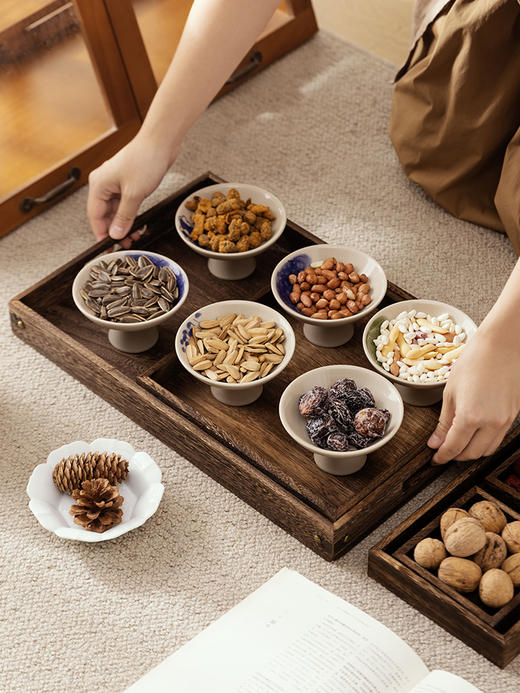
[[354, 408, 388, 438], [347, 431, 374, 449], [298, 386, 329, 418], [329, 378, 356, 398], [305, 414, 337, 448], [340, 387, 375, 414], [327, 433, 351, 451], [328, 398, 353, 432]]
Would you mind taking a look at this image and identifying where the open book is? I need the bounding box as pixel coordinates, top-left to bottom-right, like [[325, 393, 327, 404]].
[[126, 568, 482, 693]]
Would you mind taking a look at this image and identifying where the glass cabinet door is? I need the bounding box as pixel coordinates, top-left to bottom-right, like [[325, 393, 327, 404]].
[[0, 0, 141, 236]]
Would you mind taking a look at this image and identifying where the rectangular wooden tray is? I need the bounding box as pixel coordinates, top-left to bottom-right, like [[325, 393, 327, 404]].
[[10, 172, 519, 560], [368, 444, 520, 667]]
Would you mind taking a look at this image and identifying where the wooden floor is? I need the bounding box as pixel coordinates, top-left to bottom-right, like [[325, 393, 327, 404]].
[[0, 1, 413, 200], [312, 0, 414, 65]]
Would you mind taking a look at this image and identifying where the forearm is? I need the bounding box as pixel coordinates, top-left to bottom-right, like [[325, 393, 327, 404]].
[[478, 257, 520, 347], [139, 0, 279, 159]]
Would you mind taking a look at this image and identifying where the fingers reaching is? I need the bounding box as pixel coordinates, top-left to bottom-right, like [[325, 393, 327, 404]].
[[108, 193, 141, 240], [431, 414, 475, 465], [428, 394, 455, 452]]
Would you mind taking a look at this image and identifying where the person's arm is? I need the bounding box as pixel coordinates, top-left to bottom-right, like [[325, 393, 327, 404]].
[[428, 257, 520, 463], [87, 0, 279, 244]]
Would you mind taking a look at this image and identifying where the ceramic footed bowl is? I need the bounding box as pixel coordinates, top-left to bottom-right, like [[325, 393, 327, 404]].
[[26, 438, 164, 542], [175, 299, 295, 406], [175, 182, 286, 280], [363, 299, 478, 406], [279, 364, 403, 476], [271, 244, 387, 347], [72, 250, 189, 353]]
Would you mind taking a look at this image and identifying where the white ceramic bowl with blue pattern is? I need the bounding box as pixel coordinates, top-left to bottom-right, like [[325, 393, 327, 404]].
[[271, 244, 387, 348], [175, 299, 295, 406], [175, 183, 286, 280], [72, 250, 189, 353], [26, 438, 164, 542]]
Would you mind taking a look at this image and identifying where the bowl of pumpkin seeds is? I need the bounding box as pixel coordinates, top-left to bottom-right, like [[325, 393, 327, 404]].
[[72, 250, 189, 353], [175, 299, 295, 406]]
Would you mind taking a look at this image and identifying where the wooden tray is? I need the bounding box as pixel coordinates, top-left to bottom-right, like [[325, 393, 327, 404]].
[[10, 172, 517, 560], [368, 444, 520, 667]]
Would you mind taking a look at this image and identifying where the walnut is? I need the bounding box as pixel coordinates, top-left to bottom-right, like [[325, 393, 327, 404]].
[[472, 532, 507, 572], [438, 557, 481, 593], [501, 553, 520, 587], [444, 517, 486, 557], [479, 569, 514, 608], [469, 500, 507, 533], [502, 521, 520, 554], [440, 507, 469, 540], [413, 538, 446, 570]]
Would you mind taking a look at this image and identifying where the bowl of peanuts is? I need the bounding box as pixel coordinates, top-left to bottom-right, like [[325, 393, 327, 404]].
[[271, 245, 387, 347], [362, 299, 477, 406], [175, 183, 286, 281], [175, 300, 295, 406]]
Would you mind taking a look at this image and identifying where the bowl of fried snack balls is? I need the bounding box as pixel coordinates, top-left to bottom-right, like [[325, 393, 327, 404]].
[[279, 365, 404, 476], [175, 183, 286, 280]]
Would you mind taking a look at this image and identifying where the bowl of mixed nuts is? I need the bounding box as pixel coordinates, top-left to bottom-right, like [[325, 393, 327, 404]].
[[271, 245, 387, 347], [72, 250, 189, 353], [279, 365, 403, 475], [362, 299, 477, 406], [175, 183, 286, 280], [175, 300, 295, 406]]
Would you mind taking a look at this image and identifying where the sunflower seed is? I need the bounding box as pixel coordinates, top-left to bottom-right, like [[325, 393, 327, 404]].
[[97, 270, 111, 283], [158, 297, 170, 312], [85, 298, 100, 314], [160, 287, 175, 302], [88, 288, 108, 298], [138, 255, 152, 268], [107, 305, 131, 318], [119, 315, 143, 323]]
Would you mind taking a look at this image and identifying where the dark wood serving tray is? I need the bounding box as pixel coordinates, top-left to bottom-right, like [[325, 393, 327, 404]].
[[10, 172, 519, 560], [368, 445, 520, 667]]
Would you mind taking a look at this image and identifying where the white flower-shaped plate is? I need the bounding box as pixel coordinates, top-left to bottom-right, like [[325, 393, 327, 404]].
[[26, 438, 164, 542]]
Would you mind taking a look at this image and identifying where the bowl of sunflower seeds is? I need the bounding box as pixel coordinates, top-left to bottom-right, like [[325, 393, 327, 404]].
[[72, 250, 189, 353]]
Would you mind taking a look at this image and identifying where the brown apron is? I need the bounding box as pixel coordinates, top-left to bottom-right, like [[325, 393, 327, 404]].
[[390, 0, 520, 254]]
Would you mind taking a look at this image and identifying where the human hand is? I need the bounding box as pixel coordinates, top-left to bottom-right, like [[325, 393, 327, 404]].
[[87, 135, 176, 248], [427, 331, 520, 463]]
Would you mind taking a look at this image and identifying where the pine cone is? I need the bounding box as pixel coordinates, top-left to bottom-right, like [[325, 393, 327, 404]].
[[70, 478, 124, 533], [53, 451, 129, 494]]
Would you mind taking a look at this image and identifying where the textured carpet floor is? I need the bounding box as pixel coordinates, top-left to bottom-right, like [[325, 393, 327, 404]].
[[1, 31, 518, 693]]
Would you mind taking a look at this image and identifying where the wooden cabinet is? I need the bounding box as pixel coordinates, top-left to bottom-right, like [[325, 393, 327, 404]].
[[0, 0, 317, 237]]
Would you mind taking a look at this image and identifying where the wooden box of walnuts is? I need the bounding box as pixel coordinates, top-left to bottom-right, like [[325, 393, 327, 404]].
[[368, 445, 520, 668]]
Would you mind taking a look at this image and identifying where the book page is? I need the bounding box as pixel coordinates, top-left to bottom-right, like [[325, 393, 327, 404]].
[[126, 568, 428, 693], [410, 670, 483, 693]]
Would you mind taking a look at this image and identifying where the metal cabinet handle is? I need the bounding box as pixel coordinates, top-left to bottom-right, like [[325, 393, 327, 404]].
[[226, 51, 262, 85], [19, 167, 81, 213]]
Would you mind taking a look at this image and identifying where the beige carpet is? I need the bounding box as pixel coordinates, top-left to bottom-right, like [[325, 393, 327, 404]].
[[1, 31, 518, 693]]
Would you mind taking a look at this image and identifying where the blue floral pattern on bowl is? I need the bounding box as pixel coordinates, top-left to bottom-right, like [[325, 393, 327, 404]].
[[178, 215, 194, 242], [179, 312, 202, 353], [275, 253, 311, 311], [127, 251, 186, 302]]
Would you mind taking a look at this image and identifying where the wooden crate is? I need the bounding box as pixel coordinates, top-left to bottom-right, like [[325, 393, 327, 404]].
[[10, 172, 519, 560], [368, 445, 520, 668]]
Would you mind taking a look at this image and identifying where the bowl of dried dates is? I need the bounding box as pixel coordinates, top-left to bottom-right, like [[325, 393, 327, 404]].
[[175, 299, 295, 406], [175, 183, 286, 281], [73, 250, 189, 354], [279, 365, 404, 475], [363, 299, 477, 406], [271, 245, 387, 348]]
